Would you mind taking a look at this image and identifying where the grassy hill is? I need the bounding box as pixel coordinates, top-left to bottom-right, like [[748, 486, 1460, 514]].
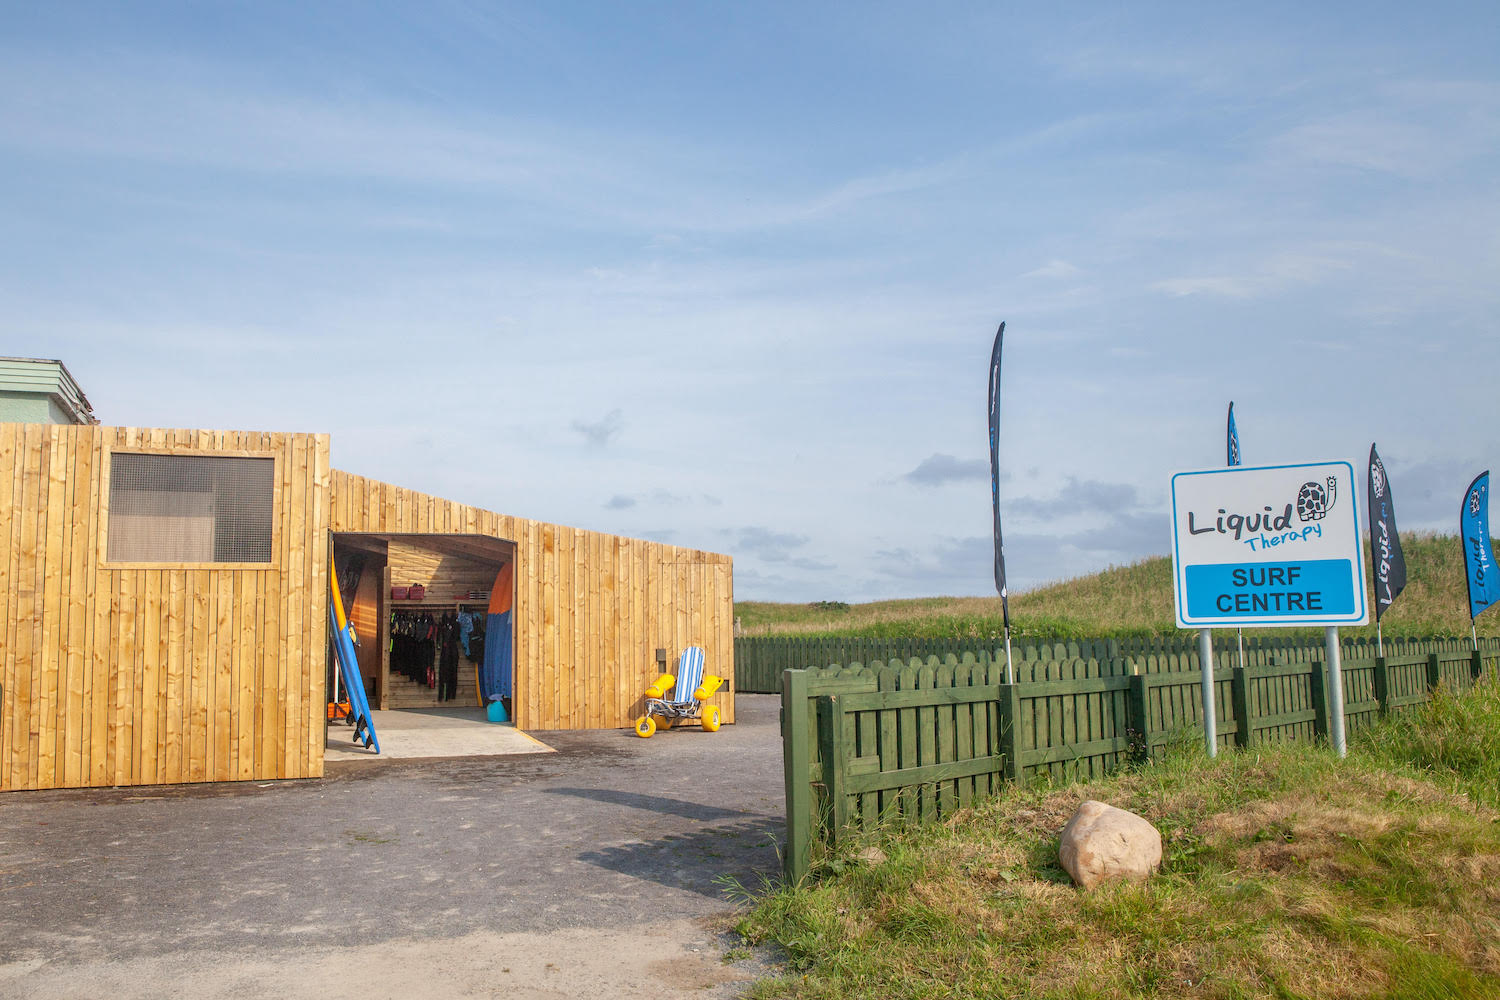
[[736, 534, 1500, 641]]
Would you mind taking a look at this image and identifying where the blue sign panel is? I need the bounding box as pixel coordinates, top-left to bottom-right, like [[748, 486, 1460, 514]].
[[1183, 559, 1357, 620]]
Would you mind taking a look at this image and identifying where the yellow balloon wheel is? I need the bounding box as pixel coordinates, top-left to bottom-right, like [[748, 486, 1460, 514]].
[[701, 705, 721, 732], [634, 715, 656, 738]]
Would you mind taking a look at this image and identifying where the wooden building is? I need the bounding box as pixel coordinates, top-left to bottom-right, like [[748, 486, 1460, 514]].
[[0, 422, 734, 792]]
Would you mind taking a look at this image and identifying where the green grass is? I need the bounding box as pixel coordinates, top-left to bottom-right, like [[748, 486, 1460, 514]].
[[735, 682, 1500, 999], [737, 534, 1500, 640]]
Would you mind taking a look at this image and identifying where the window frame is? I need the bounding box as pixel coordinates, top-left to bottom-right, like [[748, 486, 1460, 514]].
[[100, 447, 283, 570]]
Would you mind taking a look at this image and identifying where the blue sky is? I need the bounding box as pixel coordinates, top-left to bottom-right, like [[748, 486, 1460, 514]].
[[4, 2, 1497, 601]]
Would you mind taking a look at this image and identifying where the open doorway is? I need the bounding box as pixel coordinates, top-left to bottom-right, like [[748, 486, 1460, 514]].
[[329, 532, 518, 754]]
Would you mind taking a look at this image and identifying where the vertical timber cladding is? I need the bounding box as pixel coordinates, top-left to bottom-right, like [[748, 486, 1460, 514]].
[[0, 424, 331, 791], [329, 470, 735, 730]]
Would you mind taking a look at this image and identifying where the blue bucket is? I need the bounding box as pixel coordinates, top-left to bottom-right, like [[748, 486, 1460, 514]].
[[486, 699, 509, 723]]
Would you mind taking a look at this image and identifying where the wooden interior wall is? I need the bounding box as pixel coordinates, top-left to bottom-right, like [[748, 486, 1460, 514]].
[[387, 540, 502, 601], [329, 470, 735, 731], [347, 563, 382, 698], [0, 424, 330, 791]]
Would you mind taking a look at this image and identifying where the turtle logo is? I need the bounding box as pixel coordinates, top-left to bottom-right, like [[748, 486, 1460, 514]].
[[1370, 463, 1386, 501], [1296, 476, 1337, 522], [1470, 486, 1484, 517]]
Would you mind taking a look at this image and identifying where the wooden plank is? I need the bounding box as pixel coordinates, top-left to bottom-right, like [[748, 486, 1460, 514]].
[[308, 435, 330, 777], [1000, 680, 1024, 787], [189, 569, 210, 782], [138, 569, 162, 785], [953, 661, 974, 809], [159, 571, 184, 784], [38, 428, 67, 787], [839, 685, 1003, 711], [120, 569, 141, 786], [0, 423, 20, 789], [1060, 660, 1077, 781], [817, 695, 849, 835], [935, 660, 956, 816], [62, 428, 90, 787], [782, 670, 813, 882], [897, 661, 918, 824], [281, 433, 307, 777], [846, 753, 1008, 795], [1019, 735, 1132, 768], [11, 425, 42, 788]]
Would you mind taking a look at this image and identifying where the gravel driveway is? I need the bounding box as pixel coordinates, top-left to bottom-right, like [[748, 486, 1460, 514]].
[[0, 694, 786, 999]]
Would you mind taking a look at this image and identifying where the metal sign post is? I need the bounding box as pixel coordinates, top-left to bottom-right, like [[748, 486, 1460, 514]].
[[1324, 626, 1347, 757], [1199, 628, 1217, 757], [1170, 461, 1368, 759]]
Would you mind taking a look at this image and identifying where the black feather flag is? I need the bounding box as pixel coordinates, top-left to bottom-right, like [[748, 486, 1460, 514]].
[[987, 322, 1010, 633], [1366, 444, 1407, 622]]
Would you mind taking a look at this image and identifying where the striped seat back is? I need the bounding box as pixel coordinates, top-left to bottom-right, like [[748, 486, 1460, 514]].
[[674, 646, 706, 703]]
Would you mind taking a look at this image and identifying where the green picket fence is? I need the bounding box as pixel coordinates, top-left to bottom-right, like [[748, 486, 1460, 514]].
[[780, 640, 1499, 882], [738, 633, 1478, 694]]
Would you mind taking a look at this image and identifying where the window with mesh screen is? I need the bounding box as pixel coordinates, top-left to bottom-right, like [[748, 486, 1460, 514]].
[[108, 453, 275, 563]]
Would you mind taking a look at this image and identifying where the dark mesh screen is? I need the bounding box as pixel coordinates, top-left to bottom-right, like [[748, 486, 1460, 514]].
[[108, 453, 275, 563]]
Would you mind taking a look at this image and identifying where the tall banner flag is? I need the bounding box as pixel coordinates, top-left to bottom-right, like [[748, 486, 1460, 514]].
[[987, 321, 1013, 680], [1461, 472, 1500, 638], [1226, 402, 1241, 467], [1226, 402, 1243, 667], [1366, 444, 1407, 624]]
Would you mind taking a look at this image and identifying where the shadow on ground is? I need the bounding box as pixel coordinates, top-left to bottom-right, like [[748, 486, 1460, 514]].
[[544, 786, 750, 822], [578, 817, 784, 900]]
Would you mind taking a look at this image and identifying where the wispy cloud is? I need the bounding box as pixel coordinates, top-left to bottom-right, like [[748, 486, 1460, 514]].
[[1023, 259, 1082, 279], [570, 409, 623, 448], [902, 453, 990, 487], [722, 526, 831, 571], [1152, 250, 1356, 300]]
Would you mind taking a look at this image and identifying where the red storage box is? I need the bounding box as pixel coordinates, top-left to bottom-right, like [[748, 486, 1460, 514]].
[[390, 585, 410, 600]]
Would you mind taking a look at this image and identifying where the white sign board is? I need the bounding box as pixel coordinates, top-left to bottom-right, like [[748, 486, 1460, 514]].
[[1170, 461, 1368, 629]]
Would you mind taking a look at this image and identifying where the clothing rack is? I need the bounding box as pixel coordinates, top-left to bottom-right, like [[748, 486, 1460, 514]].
[[390, 599, 491, 610]]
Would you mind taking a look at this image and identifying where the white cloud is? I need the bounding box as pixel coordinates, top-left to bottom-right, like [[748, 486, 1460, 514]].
[[1023, 259, 1081, 279]]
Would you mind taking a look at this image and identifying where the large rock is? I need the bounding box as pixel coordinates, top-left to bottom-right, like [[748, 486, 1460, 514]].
[[1058, 800, 1162, 890]]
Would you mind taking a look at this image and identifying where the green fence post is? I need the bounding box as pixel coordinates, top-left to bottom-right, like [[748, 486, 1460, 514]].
[[817, 694, 848, 840], [1309, 662, 1329, 739], [1372, 656, 1390, 716], [1128, 672, 1151, 762], [1472, 651, 1484, 687], [999, 680, 1025, 789], [1231, 666, 1252, 748], [1426, 653, 1442, 696], [782, 669, 813, 883]]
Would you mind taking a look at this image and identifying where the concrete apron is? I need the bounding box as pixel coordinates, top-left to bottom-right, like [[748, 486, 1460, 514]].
[[324, 707, 555, 761]]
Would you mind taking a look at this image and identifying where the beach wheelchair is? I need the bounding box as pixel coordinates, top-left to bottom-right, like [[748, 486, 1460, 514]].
[[633, 645, 725, 737]]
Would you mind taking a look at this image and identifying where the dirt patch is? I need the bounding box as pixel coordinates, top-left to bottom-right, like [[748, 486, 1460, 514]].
[[1, 918, 766, 1000]]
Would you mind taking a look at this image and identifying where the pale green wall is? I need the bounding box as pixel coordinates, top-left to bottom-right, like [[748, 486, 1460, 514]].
[[0, 390, 64, 423]]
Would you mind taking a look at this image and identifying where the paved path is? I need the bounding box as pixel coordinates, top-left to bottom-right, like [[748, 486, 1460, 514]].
[[0, 695, 786, 999]]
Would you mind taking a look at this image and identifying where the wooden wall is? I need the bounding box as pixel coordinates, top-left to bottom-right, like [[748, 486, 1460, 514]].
[[0, 424, 330, 791], [330, 470, 735, 731]]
